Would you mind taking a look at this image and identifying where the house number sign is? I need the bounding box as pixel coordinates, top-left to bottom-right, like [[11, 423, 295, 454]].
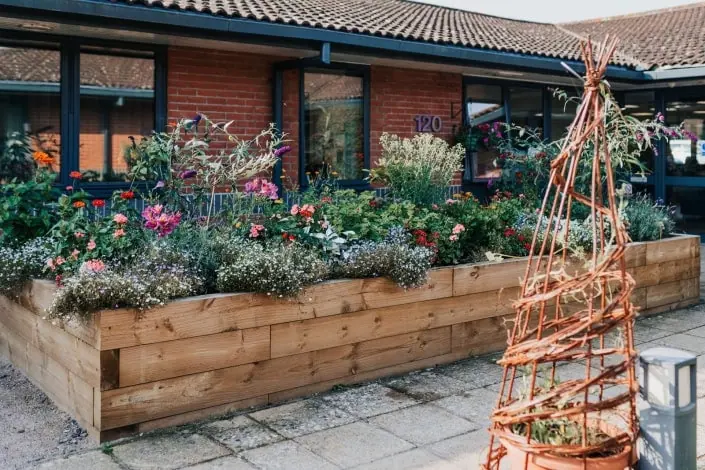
[[414, 114, 442, 133]]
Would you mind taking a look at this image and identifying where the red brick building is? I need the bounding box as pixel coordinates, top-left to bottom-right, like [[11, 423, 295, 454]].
[[3, 0, 705, 229]]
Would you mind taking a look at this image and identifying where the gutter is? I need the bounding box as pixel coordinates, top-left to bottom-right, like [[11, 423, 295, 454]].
[[0, 0, 647, 81]]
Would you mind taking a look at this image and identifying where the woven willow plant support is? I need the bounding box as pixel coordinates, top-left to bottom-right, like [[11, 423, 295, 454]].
[[483, 39, 639, 469]]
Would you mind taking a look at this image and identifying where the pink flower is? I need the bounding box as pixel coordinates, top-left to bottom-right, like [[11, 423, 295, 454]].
[[65, 185, 73, 191], [300, 204, 315, 218], [142, 205, 181, 237], [113, 213, 128, 225], [249, 224, 265, 238], [55, 256, 65, 265], [46, 258, 55, 271], [87, 240, 96, 251], [318, 220, 329, 229], [82, 259, 106, 273], [452, 224, 465, 235], [244, 178, 279, 200], [449, 235, 459, 242], [446, 199, 458, 205], [113, 228, 126, 239], [74, 231, 85, 239], [70, 249, 79, 260], [290, 204, 300, 216]]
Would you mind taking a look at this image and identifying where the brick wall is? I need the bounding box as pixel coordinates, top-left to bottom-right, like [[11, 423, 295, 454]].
[[166, 47, 463, 186]]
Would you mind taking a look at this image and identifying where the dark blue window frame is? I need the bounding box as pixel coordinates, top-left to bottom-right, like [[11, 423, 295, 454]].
[[273, 60, 371, 192], [0, 29, 167, 198]]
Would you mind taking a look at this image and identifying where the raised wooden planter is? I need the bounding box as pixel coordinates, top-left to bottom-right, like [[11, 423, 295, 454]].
[[0, 235, 700, 442]]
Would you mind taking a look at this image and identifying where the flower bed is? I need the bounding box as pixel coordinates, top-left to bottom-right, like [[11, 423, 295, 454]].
[[0, 234, 698, 442]]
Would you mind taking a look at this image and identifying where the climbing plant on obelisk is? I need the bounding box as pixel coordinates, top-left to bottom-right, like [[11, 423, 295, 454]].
[[483, 38, 638, 469]]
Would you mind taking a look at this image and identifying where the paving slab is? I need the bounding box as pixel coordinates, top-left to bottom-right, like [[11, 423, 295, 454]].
[[33, 451, 121, 470], [426, 429, 495, 470], [651, 333, 705, 354], [430, 387, 498, 429], [185, 456, 256, 469], [384, 370, 470, 401], [436, 357, 505, 389], [633, 324, 674, 343], [640, 308, 705, 333], [241, 439, 339, 470], [368, 404, 475, 445], [351, 448, 459, 470], [295, 422, 413, 468], [203, 415, 283, 453], [321, 383, 419, 418], [112, 433, 229, 470], [249, 398, 355, 438]]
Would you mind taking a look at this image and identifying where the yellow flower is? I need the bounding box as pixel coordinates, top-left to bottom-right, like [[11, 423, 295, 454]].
[[235, 222, 242, 228], [331, 171, 339, 176], [452, 193, 461, 199], [275, 199, 283, 204]]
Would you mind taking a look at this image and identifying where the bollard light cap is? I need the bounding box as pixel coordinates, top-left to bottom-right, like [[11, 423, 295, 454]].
[[640, 347, 697, 367]]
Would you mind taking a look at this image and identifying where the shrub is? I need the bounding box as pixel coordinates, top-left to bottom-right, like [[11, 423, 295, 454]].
[[0, 238, 53, 297], [369, 133, 464, 205], [216, 240, 328, 297], [335, 230, 433, 288], [624, 194, 675, 241], [48, 249, 202, 319]]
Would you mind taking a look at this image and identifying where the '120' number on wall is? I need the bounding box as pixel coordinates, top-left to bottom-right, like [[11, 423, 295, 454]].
[[414, 115, 442, 133]]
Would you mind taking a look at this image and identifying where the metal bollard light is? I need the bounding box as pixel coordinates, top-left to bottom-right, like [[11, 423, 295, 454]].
[[638, 347, 697, 470]]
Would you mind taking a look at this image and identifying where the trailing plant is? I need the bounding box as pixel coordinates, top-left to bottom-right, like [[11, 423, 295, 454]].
[[623, 193, 676, 242], [0, 238, 53, 298], [48, 247, 203, 320], [369, 133, 464, 205], [216, 240, 328, 297]]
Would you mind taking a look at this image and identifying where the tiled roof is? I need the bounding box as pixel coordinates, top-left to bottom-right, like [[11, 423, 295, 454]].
[[116, 0, 705, 70], [560, 3, 705, 69]]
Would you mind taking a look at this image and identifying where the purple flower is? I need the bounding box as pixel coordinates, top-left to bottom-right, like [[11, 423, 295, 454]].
[[656, 112, 665, 123], [192, 114, 202, 125], [155, 180, 165, 189], [487, 179, 494, 188], [274, 145, 292, 158], [179, 170, 197, 179]]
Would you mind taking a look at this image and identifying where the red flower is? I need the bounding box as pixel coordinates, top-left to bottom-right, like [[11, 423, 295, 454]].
[[369, 199, 378, 208], [524, 243, 531, 251], [69, 171, 82, 179], [72, 201, 86, 208], [92, 199, 106, 208], [120, 191, 135, 200], [282, 232, 289, 240], [503, 228, 516, 238], [518, 235, 525, 242]]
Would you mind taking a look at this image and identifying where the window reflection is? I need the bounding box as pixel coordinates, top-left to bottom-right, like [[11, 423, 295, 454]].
[[549, 87, 580, 140], [0, 46, 61, 182], [509, 87, 543, 132], [465, 83, 503, 181], [665, 99, 705, 177], [303, 72, 364, 181], [79, 52, 154, 182]]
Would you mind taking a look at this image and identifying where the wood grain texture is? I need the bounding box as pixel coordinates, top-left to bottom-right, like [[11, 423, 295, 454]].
[[0, 296, 101, 387], [645, 235, 700, 265], [646, 277, 700, 309], [453, 258, 526, 296], [100, 328, 450, 429], [118, 326, 271, 387], [270, 287, 519, 358], [630, 257, 700, 288]]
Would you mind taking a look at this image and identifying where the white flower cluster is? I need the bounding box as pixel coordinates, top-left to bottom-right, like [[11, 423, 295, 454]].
[[336, 235, 433, 289], [48, 255, 202, 319], [216, 240, 328, 297], [0, 238, 52, 297]]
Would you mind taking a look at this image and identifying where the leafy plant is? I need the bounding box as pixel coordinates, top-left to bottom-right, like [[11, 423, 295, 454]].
[[0, 169, 60, 245], [369, 133, 464, 205], [0, 238, 53, 297], [623, 193, 676, 241]]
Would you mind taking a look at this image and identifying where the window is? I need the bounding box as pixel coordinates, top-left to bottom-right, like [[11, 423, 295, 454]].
[[509, 86, 543, 133], [0, 45, 61, 182], [665, 98, 705, 177], [79, 52, 155, 182], [465, 83, 504, 181], [303, 71, 365, 182], [0, 35, 164, 191]]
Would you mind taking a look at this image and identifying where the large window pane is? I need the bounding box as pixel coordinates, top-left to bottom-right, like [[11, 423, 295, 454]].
[[304, 72, 364, 180], [665, 98, 705, 177], [79, 52, 154, 182], [0, 46, 61, 182], [465, 83, 504, 181], [509, 86, 543, 132], [667, 186, 705, 233], [549, 87, 580, 140]]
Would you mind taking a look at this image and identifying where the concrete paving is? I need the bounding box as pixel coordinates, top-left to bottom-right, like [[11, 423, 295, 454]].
[[2, 255, 705, 469]]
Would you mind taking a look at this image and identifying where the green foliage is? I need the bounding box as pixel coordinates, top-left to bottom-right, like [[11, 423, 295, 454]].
[[0, 169, 60, 246], [0, 238, 53, 298], [623, 193, 675, 242], [216, 240, 329, 297], [369, 133, 464, 205]]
